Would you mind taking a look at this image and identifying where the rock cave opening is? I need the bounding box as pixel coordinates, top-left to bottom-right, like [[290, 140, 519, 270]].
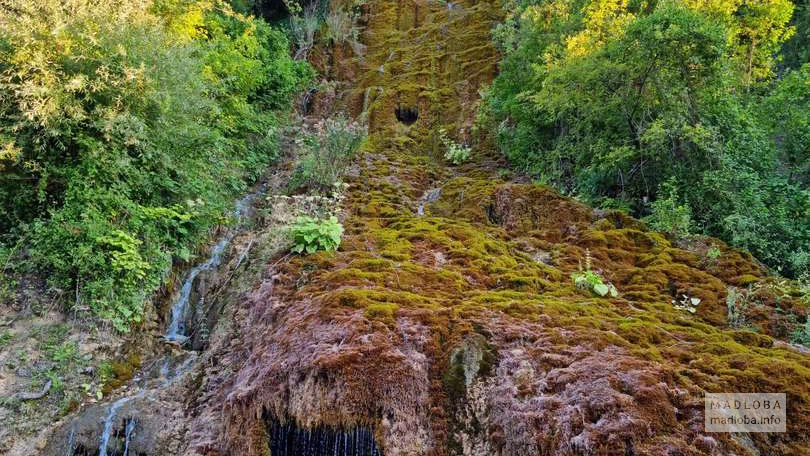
[[395, 105, 418, 125], [267, 417, 383, 456]]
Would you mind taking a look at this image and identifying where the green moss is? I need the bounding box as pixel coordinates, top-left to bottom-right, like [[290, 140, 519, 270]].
[[365, 303, 399, 322], [233, 0, 810, 451], [102, 353, 141, 395]]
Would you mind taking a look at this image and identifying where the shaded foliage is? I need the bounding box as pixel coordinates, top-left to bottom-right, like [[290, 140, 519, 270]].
[[484, 0, 809, 277], [0, 0, 311, 329]]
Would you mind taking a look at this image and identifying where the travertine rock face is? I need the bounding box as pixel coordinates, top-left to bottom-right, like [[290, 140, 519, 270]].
[[196, 0, 809, 455]]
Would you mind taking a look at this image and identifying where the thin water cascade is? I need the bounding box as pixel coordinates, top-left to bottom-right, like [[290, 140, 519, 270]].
[[98, 397, 133, 456], [164, 191, 259, 344], [62, 189, 262, 455], [64, 427, 76, 456], [123, 418, 136, 456], [416, 188, 442, 216], [268, 419, 383, 456], [163, 235, 232, 344]]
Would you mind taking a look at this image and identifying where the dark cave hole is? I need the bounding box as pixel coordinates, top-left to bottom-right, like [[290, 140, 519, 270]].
[[395, 105, 418, 125], [267, 417, 383, 456]]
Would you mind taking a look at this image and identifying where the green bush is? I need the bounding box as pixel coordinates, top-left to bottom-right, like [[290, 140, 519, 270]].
[[288, 1, 323, 60], [644, 183, 693, 240], [0, 0, 310, 330], [291, 216, 344, 254], [290, 114, 367, 192], [790, 319, 810, 346], [484, 0, 809, 277]]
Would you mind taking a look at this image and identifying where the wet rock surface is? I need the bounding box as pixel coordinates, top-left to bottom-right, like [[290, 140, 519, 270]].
[[268, 418, 383, 456]]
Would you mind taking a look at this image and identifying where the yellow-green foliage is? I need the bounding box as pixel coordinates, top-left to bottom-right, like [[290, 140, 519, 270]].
[[485, 0, 809, 278], [0, 0, 310, 330]]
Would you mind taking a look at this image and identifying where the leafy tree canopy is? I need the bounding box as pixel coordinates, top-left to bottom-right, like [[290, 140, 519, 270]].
[[485, 0, 809, 277], [0, 0, 311, 330]]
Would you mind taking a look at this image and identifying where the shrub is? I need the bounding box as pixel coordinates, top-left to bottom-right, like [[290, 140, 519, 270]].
[[791, 319, 810, 346], [323, 1, 367, 55], [291, 216, 344, 254], [707, 244, 722, 261], [288, 1, 323, 60], [0, 0, 309, 330], [645, 183, 693, 240], [801, 273, 810, 305], [290, 115, 367, 191], [439, 128, 471, 165]]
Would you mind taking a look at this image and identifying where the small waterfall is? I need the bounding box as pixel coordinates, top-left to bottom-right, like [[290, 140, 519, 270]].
[[163, 235, 232, 344], [98, 396, 133, 456], [164, 191, 259, 344], [417, 187, 442, 216], [64, 427, 76, 456], [268, 418, 383, 456], [123, 418, 136, 456], [159, 359, 170, 379]]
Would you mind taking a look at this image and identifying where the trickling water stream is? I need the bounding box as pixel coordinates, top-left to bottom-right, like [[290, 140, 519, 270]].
[[99, 396, 135, 456], [417, 187, 442, 216], [164, 190, 260, 344], [123, 418, 136, 456], [62, 189, 264, 456], [64, 427, 76, 456], [268, 419, 383, 456]]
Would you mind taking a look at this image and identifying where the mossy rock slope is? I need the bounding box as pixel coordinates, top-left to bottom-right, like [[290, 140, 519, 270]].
[[201, 1, 810, 455]]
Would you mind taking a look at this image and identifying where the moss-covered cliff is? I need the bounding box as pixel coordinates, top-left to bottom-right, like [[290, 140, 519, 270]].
[[190, 0, 810, 454]]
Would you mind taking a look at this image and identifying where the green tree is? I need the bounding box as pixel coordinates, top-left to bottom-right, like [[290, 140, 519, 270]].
[[778, 0, 809, 70], [0, 0, 310, 329], [485, 0, 808, 277], [527, 6, 729, 203]]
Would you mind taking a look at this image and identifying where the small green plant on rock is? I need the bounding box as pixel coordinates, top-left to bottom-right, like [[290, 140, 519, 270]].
[[572, 249, 618, 297], [291, 216, 344, 254], [439, 128, 471, 165], [706, 244, 722, 263]]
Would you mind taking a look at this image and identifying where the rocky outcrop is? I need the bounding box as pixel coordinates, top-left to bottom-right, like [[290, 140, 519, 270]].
[[185, 0, 810, 455], [37, 0, 810, 454]]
